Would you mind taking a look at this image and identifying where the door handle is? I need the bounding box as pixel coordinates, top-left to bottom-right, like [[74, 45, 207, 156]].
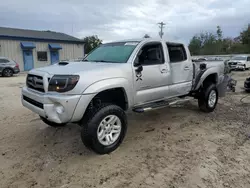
[[184, 66, 190, 70], [161, 69, 168, 73]]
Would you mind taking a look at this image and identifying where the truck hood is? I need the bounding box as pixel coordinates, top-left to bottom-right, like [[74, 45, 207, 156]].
[[32, 61, 125, 75], [29, 61, 132, 94]]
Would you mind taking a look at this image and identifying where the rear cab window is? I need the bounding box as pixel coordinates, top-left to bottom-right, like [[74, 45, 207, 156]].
[[166, 43, 187, 63]]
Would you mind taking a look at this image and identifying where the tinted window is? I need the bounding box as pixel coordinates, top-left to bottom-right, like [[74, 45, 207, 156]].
[[37, 52, 48, 61], [85, 42, 138, 63], [198, 58, 206, 61], [0, 59, 10, 63], [231, 56, 247, 60], [247, 57, 250, 61], [137, 43, 164, 66], [167, 44, 187, 63]]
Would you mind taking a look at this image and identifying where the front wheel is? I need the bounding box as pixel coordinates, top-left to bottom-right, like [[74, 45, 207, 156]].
[[81, 104, 127, 154], [242, 65, 246, 71], [198, 84, 218, 112]]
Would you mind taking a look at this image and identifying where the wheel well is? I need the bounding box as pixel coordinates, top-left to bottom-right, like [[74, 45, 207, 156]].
[[3, 67, 14, 72], [2, 67, 14, 76], [203, 73, 218, 87], [89, 88, 128, 111]]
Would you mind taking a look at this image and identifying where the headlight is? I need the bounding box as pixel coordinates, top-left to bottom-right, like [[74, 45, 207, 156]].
[[48, 75, 79, 92], [237, 63, 244, 66]]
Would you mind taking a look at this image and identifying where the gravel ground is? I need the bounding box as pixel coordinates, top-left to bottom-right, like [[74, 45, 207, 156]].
[[0, 71, 250, 188]]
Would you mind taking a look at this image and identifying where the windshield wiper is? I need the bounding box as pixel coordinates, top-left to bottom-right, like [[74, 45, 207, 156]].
[[92, 60, 119, 63]]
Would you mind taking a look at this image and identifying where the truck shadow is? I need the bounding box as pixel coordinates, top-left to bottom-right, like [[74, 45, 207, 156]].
[[25, 101, 200, 158]]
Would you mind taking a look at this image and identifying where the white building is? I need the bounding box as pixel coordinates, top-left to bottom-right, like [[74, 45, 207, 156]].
[[0, 27, 85, 71]]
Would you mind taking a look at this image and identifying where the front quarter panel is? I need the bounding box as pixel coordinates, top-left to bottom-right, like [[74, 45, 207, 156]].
[[83, 78, 133, 108]]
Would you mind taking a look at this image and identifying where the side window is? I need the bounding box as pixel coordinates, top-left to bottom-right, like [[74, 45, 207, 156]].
[[0, 59, 9, 63], [167, 44, 187, 63], [247, 57, 250, 61], [137, 43, 164, 66]]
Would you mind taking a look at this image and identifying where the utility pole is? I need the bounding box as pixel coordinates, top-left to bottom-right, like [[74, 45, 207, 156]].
[[158, 22, 166, 38]]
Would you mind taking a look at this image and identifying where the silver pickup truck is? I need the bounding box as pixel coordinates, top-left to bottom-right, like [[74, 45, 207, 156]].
[[22, 38, 227, 154]]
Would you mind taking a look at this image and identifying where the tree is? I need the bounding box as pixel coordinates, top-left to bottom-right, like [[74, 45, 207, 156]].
[[188, 35, 202, 55], [240, 24, 250, 49], [143, 34, 150, 38], [188, 32, 217, 55], [188, 25, 250, 55], [200, 32, 217, 55], [221, 38, 233, 54], [82, 35, 102, 54], [215, 26, 223, 53], [216, 26, 223, 40], [230, 43, 248, 54]]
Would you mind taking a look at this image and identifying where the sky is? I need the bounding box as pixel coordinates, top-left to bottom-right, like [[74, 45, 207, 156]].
[[0, 0, 249, 44]]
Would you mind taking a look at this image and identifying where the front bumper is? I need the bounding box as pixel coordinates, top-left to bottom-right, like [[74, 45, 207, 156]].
[[229, 65, 245, 70], [236, 65, 245, 70], [21, 87, 94, 123]]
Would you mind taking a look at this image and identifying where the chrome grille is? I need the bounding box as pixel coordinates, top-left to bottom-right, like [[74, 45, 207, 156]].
[[26, 74, 45, 92], [228, 62, 237, 65]]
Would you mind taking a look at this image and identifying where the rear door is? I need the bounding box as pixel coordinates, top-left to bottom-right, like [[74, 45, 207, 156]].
[[166, 43, 193, 97]]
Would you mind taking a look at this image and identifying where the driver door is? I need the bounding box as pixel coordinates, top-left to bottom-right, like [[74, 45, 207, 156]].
[[133, 42, 171, 105]]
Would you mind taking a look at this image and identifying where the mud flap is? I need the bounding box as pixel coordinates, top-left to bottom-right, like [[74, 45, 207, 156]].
[[217, 75, 228, 97]]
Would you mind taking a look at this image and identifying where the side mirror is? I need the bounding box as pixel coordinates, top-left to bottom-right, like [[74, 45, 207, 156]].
[[200, 63, 207, 70], [134, 56, 143, 72], [134, 56, 141, 67], [135, 65, 143, 73]]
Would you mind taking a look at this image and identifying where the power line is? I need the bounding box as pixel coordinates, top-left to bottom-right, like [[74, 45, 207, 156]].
[[158, 22, 166, 38]]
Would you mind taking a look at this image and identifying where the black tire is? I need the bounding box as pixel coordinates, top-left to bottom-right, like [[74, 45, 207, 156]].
[[81, 104, 127, 155], [242, 65, 246, 71], [198, 84, 218, 113], [40, 116, 67, 127], [2, 68, 13, 77]]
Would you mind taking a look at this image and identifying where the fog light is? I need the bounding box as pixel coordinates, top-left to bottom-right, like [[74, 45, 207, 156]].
[[55, 105, 64, 114]]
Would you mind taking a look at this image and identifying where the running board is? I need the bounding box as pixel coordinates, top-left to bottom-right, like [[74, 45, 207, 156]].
[[133, 97, 192, 113]]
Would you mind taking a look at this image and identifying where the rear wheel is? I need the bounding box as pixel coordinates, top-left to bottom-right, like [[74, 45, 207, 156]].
[[2, 68, 13, 77], [198, 84, 218, 112], [40, 116, 67, 127], [81, 104, 127, 154]]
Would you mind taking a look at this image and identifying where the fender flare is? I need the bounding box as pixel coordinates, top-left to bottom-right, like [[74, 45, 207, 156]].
[[82, 78, 133, 108], [194, 67, 219, 90]]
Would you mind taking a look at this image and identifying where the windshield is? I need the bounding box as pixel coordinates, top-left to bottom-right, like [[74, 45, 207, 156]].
[[201, 56, 222, 61], [231, 56, 247, 60], [85, 42, 138, 63]]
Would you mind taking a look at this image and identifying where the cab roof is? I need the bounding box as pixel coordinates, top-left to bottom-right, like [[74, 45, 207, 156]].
[[105, 38, 184, 46]]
